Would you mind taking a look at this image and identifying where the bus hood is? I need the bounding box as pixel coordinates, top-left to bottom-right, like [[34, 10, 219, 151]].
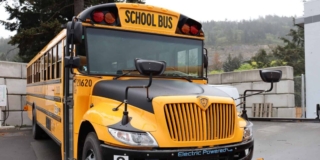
[[92, 79, 231, 114]]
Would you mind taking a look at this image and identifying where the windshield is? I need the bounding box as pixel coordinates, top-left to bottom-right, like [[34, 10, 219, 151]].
[[83, 27, 203, 78]]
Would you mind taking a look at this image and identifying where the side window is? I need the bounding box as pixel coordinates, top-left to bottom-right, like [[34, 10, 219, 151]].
[[27, 66, 29, 84], [37, 60, 40, 82], [44, 53, 47, 81], [31, 64, 34, 83], [40, 56, 44, 81], [57, 41, 63, 78], [52, 46, 57, 79], [33, 63, 36, 83], [48, 49, 52, 80]]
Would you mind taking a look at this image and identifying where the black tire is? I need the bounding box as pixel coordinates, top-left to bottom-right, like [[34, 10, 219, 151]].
[[32, 109, 44, 139], [82, 132, 103, 160]]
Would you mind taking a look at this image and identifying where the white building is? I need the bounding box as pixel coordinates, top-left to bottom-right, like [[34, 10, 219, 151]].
[[295, 0, 320, 118]]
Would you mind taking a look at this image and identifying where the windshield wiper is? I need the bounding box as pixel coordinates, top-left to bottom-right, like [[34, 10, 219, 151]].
[[113, 70, 137, 80]]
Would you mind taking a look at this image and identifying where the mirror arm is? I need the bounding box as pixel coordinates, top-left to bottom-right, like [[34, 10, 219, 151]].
[[240, 81, 274, 120], [266, 81, 274, 92], [146, 73, 153, 101], [204, 48, 208, 83], [121, 73, 153, 125]]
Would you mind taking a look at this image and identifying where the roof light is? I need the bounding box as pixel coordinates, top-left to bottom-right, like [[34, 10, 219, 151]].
[[181, 24, 190, 34], [93, 11, 104, 23], [190, 25, 199, 35], [105, 12, 116, 24]]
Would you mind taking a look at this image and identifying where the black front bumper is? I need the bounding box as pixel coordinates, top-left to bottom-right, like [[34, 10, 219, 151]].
[[100, 139, 254, 160]]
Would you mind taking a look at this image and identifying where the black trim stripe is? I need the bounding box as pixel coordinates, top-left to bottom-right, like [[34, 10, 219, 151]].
[[37, 122, 61, 146], [27, 79, 61, 87], [93, 79, 231, 114], [27, 93, 61, 102], [36, 105, 61, 122], [26, 101, 33, 106]]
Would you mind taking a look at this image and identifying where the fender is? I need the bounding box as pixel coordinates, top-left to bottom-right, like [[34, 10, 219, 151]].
[[83, 100, 157, 132]]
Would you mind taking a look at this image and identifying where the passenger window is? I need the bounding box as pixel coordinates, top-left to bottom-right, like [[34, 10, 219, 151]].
[[57, 41, 63, 78]]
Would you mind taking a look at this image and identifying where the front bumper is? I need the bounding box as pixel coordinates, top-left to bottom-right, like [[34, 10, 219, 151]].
[[101, 139, 254, 160]]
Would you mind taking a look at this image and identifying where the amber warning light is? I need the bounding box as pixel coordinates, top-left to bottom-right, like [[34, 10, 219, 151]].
[[178, 18, 201, 36]]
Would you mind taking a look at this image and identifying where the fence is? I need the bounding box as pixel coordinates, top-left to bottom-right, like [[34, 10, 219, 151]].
[[294, 74, 306, 118]]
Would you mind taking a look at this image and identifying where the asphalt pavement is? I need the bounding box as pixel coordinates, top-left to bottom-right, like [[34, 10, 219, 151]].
[[252, 121, 320, 160], [0, 128, 60, 160], [0, 121, 319, 160]]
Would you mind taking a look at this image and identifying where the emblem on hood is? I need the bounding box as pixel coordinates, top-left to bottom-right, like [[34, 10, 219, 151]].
[[197, 96, 209, 110]]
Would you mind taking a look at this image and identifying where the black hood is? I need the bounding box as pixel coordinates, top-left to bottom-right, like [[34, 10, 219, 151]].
[[92, 79, 231, 113]]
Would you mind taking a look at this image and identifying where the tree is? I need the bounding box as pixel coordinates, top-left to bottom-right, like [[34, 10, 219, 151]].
[[271, 20, 304, 76], [234, 63, 254, 71], [74, 0, 85, 15], [1, 0, 74, 61], [1, 0, 145, 62], [211, 52, 222, 70], [222, 54, 242, 72], [250, 48, 275, 68]]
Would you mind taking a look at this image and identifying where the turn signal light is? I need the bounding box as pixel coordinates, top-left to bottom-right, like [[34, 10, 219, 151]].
[[105, 12, 116, 24], [181, 24, 190, 34]]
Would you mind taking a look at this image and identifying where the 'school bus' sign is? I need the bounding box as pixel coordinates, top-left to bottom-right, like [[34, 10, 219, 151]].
[[120, 9, 178, 32]]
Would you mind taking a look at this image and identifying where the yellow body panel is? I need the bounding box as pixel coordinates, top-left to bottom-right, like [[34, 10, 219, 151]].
[[81, 92, 247, 149]]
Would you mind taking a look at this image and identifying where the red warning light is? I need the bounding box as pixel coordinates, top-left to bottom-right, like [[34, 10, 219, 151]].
[[93, 11, 104, 23], [190, 25, 199, 35]]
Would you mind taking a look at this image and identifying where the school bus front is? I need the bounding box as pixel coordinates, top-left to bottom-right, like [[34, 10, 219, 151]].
[[70, 3, 254, 160], [27, 2, 254, 160]]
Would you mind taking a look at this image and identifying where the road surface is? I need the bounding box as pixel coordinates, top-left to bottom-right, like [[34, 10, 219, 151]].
[[0, 121, 319, 160]]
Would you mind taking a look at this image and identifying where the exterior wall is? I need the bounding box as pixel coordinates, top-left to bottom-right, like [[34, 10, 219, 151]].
[[208, 66, 296, 118], [0, 61, 31, 126], [303, 0, 320, 118], [0, 61, 297, 125]]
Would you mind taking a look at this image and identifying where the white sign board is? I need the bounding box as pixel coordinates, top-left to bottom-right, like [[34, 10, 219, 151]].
[[0, 85, 7, 106]]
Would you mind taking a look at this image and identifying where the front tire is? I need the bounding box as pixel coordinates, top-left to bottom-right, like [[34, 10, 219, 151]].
[[82, 132, 103, 160], [32, 109, 44, 139]]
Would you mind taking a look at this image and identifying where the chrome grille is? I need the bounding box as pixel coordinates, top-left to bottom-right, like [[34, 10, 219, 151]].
[[164, 103, 235, 141]]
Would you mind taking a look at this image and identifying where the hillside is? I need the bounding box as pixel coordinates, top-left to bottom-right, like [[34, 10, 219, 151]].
[[0, 15, 295, 64], [201, 15, 295, 64], [0, 38, 19, 61]]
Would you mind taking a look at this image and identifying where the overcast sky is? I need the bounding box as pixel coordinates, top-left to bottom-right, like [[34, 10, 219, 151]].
[[0, 0, 305, 38]]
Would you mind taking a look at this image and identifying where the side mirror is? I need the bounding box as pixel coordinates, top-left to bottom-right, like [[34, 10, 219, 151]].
[[66, 21, 83, 45], [203, 48, 208, 68], [134, 58, 166, 76], [259, 70, 282, 83]]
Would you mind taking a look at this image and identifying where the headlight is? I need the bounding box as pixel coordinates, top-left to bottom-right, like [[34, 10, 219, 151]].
[[108, 128, 158, 147], [243, 121, 253, 141]]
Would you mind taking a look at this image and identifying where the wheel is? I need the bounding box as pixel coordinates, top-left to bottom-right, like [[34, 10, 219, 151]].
[[82, 132, 103, 160], [32, 109, 44, 139]]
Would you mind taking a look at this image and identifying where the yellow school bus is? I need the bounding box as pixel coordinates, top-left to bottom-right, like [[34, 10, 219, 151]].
[[25, 2, 282, 160]]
